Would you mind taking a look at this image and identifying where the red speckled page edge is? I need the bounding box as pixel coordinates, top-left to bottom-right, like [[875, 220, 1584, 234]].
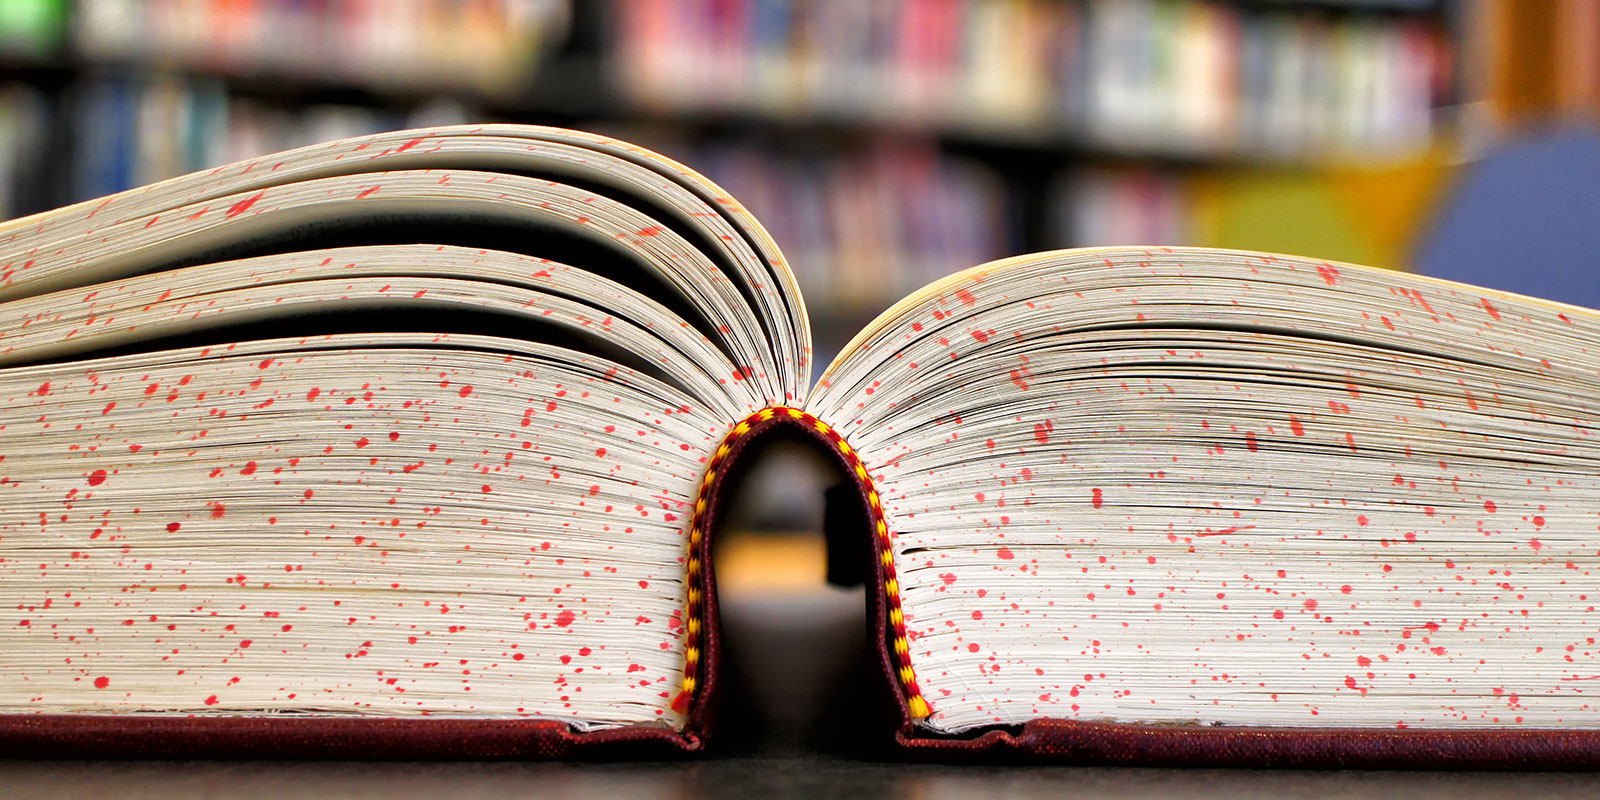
[[0, 404, 761, 761], [0, 409, 837, 760], [840, 461, 1600, 769], [13, 404, 1600, 766], [0, 409, 833, 760]]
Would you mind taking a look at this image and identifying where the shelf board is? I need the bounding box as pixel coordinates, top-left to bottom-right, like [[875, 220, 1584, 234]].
[[5, 49, 1455, 171]]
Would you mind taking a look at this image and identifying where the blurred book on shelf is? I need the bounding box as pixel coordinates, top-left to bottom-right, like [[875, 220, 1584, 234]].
[[1050, 167, 1190, 249], [612, 0, 1449, 161], [0, 85, 51, 221], [64, 74, 468, 205], [0, 0, 69, 60], [692, 138, 1012, 317], [67, 0, 571, 95]]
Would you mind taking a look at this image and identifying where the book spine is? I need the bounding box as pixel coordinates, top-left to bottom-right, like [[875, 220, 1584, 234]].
[[678, 407, 933, 733]]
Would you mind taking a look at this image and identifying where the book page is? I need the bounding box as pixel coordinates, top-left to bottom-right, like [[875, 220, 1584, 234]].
[[811, 247, 1600, 731], [0, 128, 801, 728]]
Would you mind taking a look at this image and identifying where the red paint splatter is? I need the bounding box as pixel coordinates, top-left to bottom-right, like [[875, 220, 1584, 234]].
[[166, 522, 181, 533], [204, 695, 219, 706], [1481, 297, 1501, 321], [1033, 419, 1053, 444], [87, 469, 108, 486], [1289, 416, 1305, 436], [1195, 525, 1256, 537], [94, 676, 110, 689], [954, 288, 977, 306], [1245, 432, 1259, 451], [1091, 488, 1103, 509], [1484, 499, 1497, 513], [226, 191, 265, 219], [554, 609, 576, 627], [997, 547, 1015, 560], [1316, 264, 1341, 286], [458, 385, 473, 398]]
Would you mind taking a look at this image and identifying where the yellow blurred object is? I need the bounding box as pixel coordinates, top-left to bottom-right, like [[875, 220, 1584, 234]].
[[716, 533, 827, 595], [1190, 152, 1454, 271], [1191, 170, 1379, 268], [1328, 155, 1455, 268]]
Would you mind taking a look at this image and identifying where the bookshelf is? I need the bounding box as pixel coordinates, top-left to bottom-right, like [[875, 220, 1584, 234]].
[[0, 0, 1482, 363]]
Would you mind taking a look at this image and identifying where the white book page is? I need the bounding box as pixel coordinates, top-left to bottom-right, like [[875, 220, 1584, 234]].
[[811, 247, 1600, 731]]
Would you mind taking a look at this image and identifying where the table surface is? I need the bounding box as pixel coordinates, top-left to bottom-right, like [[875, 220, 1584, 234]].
[[4, 755, 1600, 800]]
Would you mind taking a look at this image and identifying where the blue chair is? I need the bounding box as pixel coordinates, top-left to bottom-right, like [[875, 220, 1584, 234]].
[[1417, 127, 1600, 309]]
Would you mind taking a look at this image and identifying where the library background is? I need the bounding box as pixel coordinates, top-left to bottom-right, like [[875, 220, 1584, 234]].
[[3, 0, 1599, 352]]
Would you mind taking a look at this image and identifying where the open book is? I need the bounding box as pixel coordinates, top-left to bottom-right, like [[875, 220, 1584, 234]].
[[3, 126, 1599, 766]]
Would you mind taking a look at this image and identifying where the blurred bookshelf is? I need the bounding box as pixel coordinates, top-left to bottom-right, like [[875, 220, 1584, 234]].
[[2, 0, 1596, 365], [611, 0, 1446, 159]]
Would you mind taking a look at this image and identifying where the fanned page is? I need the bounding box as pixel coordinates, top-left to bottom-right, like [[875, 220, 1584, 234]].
[[808, 248, 1600, 735], [0, 127, 805, 739]]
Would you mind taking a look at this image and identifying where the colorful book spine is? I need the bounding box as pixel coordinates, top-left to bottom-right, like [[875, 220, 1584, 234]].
[[612, 0, 1449, 159]]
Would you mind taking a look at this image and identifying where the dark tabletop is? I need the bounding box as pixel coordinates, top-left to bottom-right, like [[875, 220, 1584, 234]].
[[5, 755, 1600, 800]]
